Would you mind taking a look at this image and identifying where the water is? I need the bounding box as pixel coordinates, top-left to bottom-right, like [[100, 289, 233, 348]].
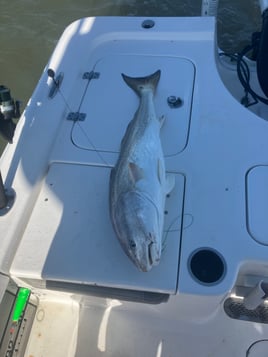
[[0, 0, 262, 152]]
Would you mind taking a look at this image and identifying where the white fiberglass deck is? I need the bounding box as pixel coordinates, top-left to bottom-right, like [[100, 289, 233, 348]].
[[8, 16, 268, 297], [0, 15, 268, 356], [23, 294, 268, 357], [10, 51, 193, 294]]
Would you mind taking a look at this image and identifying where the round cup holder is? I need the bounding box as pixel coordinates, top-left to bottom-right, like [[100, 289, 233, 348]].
[[188, 248, 226, 285]]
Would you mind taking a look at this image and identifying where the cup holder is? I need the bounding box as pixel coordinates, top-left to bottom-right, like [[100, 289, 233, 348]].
[[188, 248, 226, 285]]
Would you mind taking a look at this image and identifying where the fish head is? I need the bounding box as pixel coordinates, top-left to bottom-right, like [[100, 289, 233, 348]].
[[114, 191, 162, 272]]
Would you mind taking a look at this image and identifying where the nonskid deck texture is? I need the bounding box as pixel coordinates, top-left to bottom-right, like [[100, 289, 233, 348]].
[[0, 16, 268, 356]]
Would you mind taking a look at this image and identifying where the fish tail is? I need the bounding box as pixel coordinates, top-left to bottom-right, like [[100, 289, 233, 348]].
[[121, 70, 161, 97]]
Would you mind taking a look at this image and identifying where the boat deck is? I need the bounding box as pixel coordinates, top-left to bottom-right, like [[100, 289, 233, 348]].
[[0, 16, 268, 356], [23, 294, 268, 357]]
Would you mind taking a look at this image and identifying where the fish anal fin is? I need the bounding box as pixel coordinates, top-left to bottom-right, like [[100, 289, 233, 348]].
[[128, 162, 144, 183], [165, 174, 175, 194]]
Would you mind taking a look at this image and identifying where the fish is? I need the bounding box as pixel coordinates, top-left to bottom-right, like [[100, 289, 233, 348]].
[[109, 70, 175, 272]]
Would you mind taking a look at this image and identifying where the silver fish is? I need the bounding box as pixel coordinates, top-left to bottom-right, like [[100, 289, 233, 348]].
[[109, 70, 174, 272]]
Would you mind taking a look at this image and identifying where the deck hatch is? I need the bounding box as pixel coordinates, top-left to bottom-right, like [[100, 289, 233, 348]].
[[71, 54, 194, 159], [246, 166, 268, 245], [11, 163, 185, 295]]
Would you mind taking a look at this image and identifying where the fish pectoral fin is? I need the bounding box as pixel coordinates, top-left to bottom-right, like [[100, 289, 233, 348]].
[[128, 162, 144, 183], [165, 174, 176, 194], [157, 159, 165, 185]]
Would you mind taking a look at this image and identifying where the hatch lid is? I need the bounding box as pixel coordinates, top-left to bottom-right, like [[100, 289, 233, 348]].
[[11, 163, 184, 294], [71, 54, 194, 158], [247, 166, 268, 245]]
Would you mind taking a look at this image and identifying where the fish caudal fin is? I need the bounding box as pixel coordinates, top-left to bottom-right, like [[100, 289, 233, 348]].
[[121, 70, 161, 97]]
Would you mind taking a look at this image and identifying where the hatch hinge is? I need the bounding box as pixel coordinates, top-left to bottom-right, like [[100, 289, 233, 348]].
[[83, 71, 100, 80], [66, 112, 86, 122], [66, 71, 99, 121]]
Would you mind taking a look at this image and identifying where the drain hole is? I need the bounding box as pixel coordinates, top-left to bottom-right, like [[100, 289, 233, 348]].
[[188, 248, 226, 285]]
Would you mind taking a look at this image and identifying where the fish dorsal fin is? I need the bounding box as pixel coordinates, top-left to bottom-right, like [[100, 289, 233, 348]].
[[128, 162, 144, 183], [165, 174, 175, 194]]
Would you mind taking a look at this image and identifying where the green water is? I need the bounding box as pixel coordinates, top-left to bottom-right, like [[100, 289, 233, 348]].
[[0, 0, 262, 152]]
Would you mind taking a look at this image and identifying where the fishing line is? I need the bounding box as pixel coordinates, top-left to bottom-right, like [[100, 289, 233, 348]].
[[162, 214, 181, 252], [162, 213, 193, 252], [70, 70, 112, 166], [70, 121, 111, 166], [49, 68, 111, 166], [47, 68, 73, 113], [57, 88, 73, 113]]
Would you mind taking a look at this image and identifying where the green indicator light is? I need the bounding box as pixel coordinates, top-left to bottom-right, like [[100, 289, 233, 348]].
[[12, 288, 31, 323]]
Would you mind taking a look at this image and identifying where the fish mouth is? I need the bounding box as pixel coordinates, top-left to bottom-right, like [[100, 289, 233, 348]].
[[137, 242, 160, 272], [148, 242, 160, 266]]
